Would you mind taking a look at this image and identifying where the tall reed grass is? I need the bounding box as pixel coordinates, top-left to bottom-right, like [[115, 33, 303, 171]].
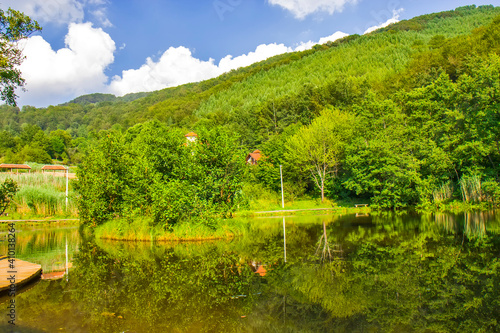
[[0, 172, 72, 191], [432, 181, 454, 203], [0, 172, 77, 217], [459, 175, 482, 203]]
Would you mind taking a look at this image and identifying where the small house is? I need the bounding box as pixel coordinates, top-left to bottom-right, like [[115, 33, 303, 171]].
[[246, 150, 262, 165], [184, 132, 198, 143]]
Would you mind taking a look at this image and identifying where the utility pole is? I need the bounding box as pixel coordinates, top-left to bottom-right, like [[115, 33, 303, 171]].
[[65, 167, 69, 209], [280, 165, 286, 263]]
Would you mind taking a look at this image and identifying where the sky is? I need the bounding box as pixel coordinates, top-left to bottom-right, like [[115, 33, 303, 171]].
[[1, 0, 499, 107]]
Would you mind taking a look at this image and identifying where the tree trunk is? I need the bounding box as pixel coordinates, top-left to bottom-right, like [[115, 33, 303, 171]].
[[321, 179, 325, 202]]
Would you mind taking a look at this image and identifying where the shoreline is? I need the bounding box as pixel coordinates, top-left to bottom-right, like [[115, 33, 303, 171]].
[[0, 219, 79, 223], [1, 203, 498, 243]]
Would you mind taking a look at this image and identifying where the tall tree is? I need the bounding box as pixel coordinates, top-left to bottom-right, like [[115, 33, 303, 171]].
[[0, 8, 41, 105], [286, 108, 356, 202]]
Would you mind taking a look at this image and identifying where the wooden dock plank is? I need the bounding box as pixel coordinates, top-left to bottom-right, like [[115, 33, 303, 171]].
[[0, 258, 42, 292]]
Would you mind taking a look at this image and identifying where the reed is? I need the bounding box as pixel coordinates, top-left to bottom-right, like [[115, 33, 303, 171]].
[[14, 185, 78, 217], [0, 171, 78, 217], [432, 181, 454, 203], [0, 172, 71, 192], [459, 175, 482, 203]]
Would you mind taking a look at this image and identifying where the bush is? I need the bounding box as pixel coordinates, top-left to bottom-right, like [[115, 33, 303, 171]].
[[482, 180, 500, 205]]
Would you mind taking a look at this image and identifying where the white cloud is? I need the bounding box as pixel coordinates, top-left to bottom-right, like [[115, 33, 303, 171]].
[[294, 31, 348, 51], [109, 47, 221, 96], [268, 0, 358, 19], [364, 8, 403, 34], [318, 31, 349, 44], [91, 8, 112, 27], [18, 22, 115, 106], [0, 0, 111, 27], [218, 43, 291, 72], [109, 43, 295, 96], [1, 0, 84, 25]]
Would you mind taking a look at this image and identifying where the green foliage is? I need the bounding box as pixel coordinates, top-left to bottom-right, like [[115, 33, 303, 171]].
[[76, 122, 245, 228], [286, 108, 357, 202], [482, 180, 500, 204], [0, 8, 41, 105], [188, 126, 245, 217], [75, 130, 127, 226], [0, 177, 17, 214], [16, 185, 70, 216], [433, 181, 454, 203]]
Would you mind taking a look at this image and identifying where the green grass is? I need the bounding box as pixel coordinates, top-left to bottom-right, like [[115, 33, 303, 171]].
[[94, 217, 251, 242], [237, 197, 370, 217]]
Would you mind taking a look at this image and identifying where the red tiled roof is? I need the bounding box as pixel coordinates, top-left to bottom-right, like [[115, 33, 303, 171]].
[[246, 150, 263, 165], [248, 150, 262, 161], [184, 132, 198, 137], [42, 165, 67, 171], [0, 164, 31, 169], [255, 265, 267, 277]]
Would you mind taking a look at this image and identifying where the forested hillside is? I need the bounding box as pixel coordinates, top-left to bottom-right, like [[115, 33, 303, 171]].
[[2, 5, 500, 211]]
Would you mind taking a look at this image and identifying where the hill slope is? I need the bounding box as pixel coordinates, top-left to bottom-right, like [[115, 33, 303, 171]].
[[0, 5, 498, 162], [0, 5, 497, 140]]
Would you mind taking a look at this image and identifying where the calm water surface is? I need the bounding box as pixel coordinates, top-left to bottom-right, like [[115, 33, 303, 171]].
[[0, 212, 499, 332]]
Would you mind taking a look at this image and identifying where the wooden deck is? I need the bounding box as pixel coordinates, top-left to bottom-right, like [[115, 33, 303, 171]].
[[0, 258, 42, 293]]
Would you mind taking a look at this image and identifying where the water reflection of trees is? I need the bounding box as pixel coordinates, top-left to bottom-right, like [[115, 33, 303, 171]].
[[248, 212, 500, 332], [67, 239, 264, 332], [0, 225, 79, 272], [3, 213, 500, 332], [432, 211, 498, 238]]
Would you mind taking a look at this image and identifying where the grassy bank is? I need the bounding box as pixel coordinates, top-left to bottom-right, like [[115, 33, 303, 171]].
[[94, 217, 251, 242], [86, 197, 500, 242], [418, 200, 500, 214], [237, 197, 371, 217]]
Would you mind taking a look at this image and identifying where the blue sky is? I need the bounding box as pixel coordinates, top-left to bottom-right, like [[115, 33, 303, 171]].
[[1, 0, 498, 107]]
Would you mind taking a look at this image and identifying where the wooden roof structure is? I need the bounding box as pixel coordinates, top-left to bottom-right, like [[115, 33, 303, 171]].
[[184, 131, 198, 138], [0, 164, 31, 171], [42, 165, 67, 171]]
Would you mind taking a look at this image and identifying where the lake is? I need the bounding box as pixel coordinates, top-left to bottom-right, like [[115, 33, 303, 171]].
[[0, 212, 499, 332]]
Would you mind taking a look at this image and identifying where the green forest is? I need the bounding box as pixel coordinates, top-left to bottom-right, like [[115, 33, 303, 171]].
[[1, 5, 500, 225]]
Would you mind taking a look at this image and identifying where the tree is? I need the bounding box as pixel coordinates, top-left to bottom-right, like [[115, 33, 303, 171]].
[[188, 126, 245, 218], [286, 108, 356, 202], [0, 8, 41, 105], [0, 178, 18, 215], [76, 131, 127, 227]]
